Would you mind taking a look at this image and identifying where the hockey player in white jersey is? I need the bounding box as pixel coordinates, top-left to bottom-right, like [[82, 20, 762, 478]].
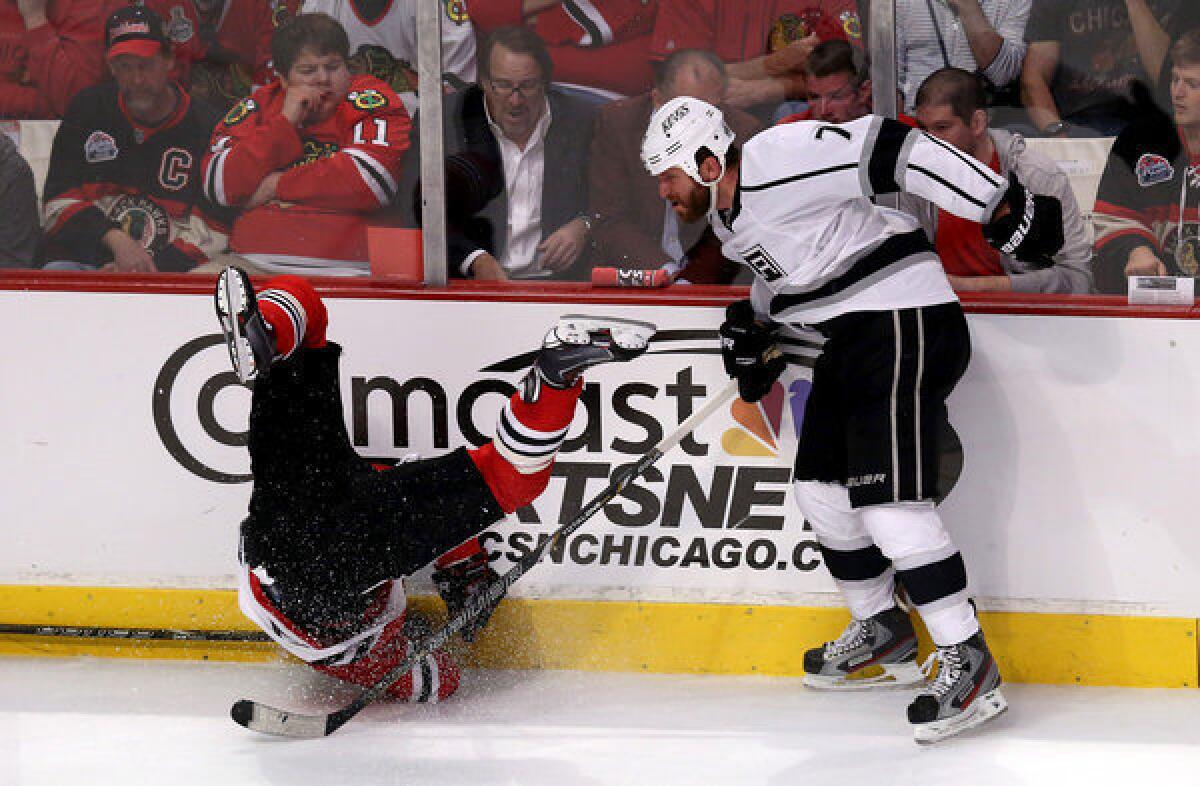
[[642, 97, 1064, 743]]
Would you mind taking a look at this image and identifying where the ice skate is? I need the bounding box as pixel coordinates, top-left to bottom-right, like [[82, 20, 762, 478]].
[[908, 630, 1007, 744], [802, 606, 922, 690], [214, 266, 277, 384], [522, 314, 656, 399]]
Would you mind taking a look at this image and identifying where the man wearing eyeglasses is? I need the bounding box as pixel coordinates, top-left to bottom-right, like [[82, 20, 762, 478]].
[[778, 40, 917, 127], [406, 25, 596, 281]]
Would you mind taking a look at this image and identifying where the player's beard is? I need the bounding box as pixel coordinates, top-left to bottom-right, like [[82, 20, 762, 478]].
[[673, 181, 712, 224]]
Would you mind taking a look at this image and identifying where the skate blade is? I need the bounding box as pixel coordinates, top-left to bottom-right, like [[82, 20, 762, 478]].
[[215, 268, 256, 384], [803, 661, 924, 691], [913, 687, 1008, 744], [557, 313, 657, 350]]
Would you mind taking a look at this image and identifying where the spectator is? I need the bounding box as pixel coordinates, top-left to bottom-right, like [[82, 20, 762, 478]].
[[895, 0, 1028, 113], [1092, 29, 1200, 293], [914, 67, 1092, 293], [777, 41, 925, 131], [1021, 0, 1179, 138], [470, 0, 658, 98], [1121, 2, 1200, 108], [142, 0, 302, 113], [0, 0, 119, 119], [303, 0, 476, 117], [649, 1, 863, 113], [42, 6, 233, 271], [0, 131, 40, 265], [407, 25, 596, 281], [588, 49, 760, 282], [777, 38, 901, 124], [201, 12, 411, 276]]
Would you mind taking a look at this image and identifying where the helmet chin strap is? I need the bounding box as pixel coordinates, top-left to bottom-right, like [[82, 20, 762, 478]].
[[694, 158, 727, 222]]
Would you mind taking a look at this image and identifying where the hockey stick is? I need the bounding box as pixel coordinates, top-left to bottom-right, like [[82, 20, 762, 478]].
[[231, 378, 740, 738], [0, 623, 269, 642]]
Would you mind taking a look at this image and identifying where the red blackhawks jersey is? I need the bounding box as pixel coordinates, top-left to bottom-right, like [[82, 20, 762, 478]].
[[470, 0, 659, 96], [0, 0, 119, 118], [649, 0, 862, 63], [203, 74, 410, 274]]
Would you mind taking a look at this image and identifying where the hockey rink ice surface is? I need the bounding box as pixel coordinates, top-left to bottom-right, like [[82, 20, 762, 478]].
[[3, 657, 1199, 785]]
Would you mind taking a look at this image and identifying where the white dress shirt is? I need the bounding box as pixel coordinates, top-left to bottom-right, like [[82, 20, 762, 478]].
[[468, 99, 553, 277]]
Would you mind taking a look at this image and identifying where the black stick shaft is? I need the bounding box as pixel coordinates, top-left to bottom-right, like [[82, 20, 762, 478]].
[[0, 623, 269, 642]]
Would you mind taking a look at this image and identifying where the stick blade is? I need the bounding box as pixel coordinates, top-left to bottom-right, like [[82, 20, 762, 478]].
[[230, 699, 331, 738]]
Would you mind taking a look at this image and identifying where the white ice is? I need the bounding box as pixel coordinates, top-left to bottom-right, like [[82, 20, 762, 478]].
[[2, 656, 1199, 785]]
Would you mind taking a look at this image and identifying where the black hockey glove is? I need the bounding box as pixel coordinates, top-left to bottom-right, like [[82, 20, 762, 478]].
[[719, 299, 786, 404], [432, 547, 503, 643], [982, 173, 1064, 268]]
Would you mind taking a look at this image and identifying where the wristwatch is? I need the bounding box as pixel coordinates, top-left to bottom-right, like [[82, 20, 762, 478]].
[[1042, 121, 1067, 136], [577, 213, 596, 233]]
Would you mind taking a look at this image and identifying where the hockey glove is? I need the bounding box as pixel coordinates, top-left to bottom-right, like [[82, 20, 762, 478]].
[[432, 544, 503, 643], [983, 173, 1064, 268], [719, 299, 786, 403]]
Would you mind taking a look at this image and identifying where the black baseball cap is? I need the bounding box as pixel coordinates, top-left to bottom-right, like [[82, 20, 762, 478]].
[[105, 5, 169, 60]]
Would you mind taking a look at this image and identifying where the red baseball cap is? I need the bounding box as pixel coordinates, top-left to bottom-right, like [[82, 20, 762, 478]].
[[105, 6, 169, 60]]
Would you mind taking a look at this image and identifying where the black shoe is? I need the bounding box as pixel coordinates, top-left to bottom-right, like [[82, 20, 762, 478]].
[[520, 314, 656, 401], [214, 266, 277, 384]]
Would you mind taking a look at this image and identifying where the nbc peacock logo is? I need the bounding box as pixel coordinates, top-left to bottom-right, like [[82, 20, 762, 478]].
[[721, 378, 812, 458]]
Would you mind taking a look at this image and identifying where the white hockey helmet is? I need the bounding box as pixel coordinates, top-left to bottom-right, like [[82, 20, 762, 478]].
[[641, 96, 735, 187]]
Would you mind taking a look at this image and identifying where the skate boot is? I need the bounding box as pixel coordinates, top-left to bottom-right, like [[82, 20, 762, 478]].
[[521, 314, 656, 401], [214, 266, 278, 384], [908, 629, 1007, 744], [802, 606, 921, 690]]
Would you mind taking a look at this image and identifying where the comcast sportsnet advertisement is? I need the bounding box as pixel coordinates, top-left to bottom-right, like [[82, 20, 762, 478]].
[[149, 297, 837, 603]]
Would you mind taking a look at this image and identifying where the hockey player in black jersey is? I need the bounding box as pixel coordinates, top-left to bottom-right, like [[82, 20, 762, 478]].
[[642, 97, 1063, 743], [214, 267, 654, 703]]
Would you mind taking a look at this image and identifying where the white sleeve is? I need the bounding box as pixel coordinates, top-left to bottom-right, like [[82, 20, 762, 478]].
[[441, 4, 477, 83], [894, 124, 1008, 222], [738, 116, 1008, 223], [980, 0, 1031, 88]]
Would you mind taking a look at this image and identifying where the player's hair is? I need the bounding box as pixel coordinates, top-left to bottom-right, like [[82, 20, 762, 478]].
[[655, 49, 728, 94], [805, 39, 869, 87], [1172, 28, 1200, 70], [914, 67, 988, 124], [271, 12, 350, 76], [479, 25, 554, 84]]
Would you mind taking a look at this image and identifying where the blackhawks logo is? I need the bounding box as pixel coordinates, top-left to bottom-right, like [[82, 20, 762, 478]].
[[445, 0, 467, 24], [108, 194, 171, 254], [300, 138, 340, 165], [348, 88, 388, 111], [223, 98, 257, 126]]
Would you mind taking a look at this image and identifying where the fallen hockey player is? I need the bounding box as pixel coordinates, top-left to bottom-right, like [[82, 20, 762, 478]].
[[214, 267, 654, 702]]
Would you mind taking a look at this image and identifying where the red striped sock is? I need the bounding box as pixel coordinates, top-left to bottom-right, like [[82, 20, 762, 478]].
[[256, 275, 328, 357]]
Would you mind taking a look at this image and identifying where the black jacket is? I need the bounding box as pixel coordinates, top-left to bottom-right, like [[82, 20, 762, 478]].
[[404, 84, 596, 278]]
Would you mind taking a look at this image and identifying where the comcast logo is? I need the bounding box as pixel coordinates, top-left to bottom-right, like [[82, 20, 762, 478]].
[[721, 379, 812, 457]]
